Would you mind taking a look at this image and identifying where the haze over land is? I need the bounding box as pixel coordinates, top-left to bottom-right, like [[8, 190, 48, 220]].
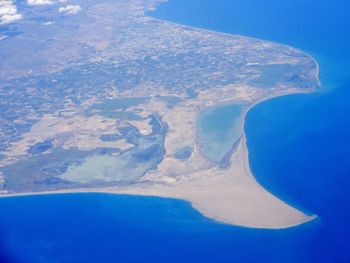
[[0, 0, 319, 228]]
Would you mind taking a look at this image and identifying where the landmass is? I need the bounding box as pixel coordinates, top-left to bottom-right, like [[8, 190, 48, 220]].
[[0, 0, 319, 228]]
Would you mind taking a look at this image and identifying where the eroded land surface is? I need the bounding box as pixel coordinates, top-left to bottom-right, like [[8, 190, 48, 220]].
[[0, 0, 319, 228]]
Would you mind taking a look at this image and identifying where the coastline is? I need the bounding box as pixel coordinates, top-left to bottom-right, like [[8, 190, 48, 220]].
[[0, 83, 319, 229], [148, 14, 321, 83], [0, 5, 321, 229]]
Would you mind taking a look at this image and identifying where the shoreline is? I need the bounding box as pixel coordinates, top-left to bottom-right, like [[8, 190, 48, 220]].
[[0, 9, 321, 229], [0, 86, 319, 229], [147, 13, 321, 80]]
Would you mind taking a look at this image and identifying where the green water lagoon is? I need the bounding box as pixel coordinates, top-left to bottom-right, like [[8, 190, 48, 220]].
[[196, 104, 245, 163]]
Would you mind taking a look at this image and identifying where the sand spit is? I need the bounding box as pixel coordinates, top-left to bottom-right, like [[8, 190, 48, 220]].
[[105, 137, 317, 229]]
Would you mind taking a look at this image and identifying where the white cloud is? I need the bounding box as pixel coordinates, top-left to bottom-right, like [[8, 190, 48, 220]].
[[58, 4, 80, 15], [0, 0, 22, 25], [27, 0, 54, 6]]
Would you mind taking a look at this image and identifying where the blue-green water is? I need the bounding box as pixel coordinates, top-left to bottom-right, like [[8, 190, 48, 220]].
[[197, 104, 243, 163], [1, 0, 350, 262], [174, 146, 192, 160]]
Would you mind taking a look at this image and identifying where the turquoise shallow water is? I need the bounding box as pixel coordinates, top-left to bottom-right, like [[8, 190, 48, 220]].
[[197, 104, 243, 163], [1, 0, 350, 262]]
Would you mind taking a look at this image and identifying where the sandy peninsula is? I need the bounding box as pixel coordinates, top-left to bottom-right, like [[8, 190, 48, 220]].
[[0, 97, 317, 229]]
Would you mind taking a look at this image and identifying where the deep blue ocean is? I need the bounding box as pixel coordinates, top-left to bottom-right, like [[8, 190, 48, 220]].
[[1, 0, 350, 262]]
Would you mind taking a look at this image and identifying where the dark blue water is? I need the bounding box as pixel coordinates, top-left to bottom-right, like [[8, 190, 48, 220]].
[[1, 0, 350, 262], [0, 193, 320, 263]]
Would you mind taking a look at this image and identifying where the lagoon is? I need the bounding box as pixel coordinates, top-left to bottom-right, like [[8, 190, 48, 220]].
[[196, 104, 243, 163]]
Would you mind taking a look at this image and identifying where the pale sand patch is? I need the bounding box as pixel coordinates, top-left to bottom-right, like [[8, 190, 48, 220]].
[[128, 118, 153, 135]]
